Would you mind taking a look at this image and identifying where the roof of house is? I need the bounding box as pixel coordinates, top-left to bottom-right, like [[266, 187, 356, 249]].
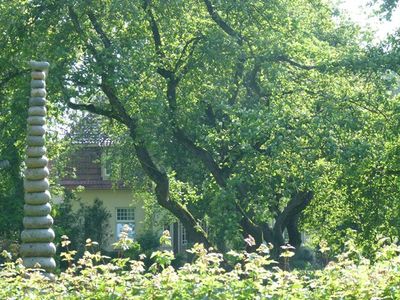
[[59, 114, 129, 190], [59, 145, 129, 190], [66, 114, 112, 146]]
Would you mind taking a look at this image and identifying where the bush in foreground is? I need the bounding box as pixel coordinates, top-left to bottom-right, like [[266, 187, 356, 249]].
[[1, 235, 400, 299]]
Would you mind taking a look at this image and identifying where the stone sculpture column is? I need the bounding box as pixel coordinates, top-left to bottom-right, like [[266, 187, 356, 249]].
[[20, 61, 56, 273]]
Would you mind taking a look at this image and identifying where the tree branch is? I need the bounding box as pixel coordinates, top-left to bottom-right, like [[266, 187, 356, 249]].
[[273, 191, 313, 248], [228, 56, 245, 106], [69, 5, 211, 247], [201, 1, 249, 109], [244, 60, 271, 106], [68, 6, 136, 131], [100, 81, 137, 129], [86, 11, 112, 49], [164, 64, 264, 244], [142, 1, 265, 245], [276, 55, 317, 70], [142, 0, 164, 58], [202, 0, 243, 44], [134, 141, 211, 247], [68, 6, 98, 56], [174, 128, 227, 187], [66, 101, 122, 122], [174, 36, 203, 75]]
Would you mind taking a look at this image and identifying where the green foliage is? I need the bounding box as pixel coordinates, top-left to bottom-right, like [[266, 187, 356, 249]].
[[112, 223, 141, 261], [137, 231, 161, 253], [81, 198, 112, 247], [2, 238, 400, 299], [0, 0, 399, 258], [0, 0, 70, 240], [54, 192, 111, 254], [374, 0, 400, 19]]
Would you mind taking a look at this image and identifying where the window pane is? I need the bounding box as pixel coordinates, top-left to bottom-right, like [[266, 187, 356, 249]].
[[116, 208, 134, 221], [181, 223, 188, 245], [116, 222, 135, 239]]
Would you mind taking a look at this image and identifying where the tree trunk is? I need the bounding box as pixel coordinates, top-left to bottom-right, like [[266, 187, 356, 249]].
[[286, 214, 302, 249], [269, 191, 313, 257], [133, 142, 212, 248]]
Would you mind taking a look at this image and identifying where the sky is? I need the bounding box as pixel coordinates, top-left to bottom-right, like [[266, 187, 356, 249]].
[[338, 0, 400, 41]]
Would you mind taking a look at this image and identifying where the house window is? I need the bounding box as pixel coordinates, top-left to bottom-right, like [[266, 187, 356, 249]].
[[116, 208, 135, 240], [101, 152, 112, 180], [176, 222, 188, 252], [180, 223, 188, 246]]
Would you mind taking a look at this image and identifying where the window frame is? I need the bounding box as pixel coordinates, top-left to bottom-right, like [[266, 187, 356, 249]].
[[115, 207, 135, 240]]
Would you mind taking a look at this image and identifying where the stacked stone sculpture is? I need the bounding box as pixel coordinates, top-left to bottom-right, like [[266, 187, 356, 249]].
[[20, 61, 56, 273]]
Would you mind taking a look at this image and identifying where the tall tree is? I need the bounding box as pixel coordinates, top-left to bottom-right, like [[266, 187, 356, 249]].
[[1, 0, 399, 254], [0, 0, 29, 238]]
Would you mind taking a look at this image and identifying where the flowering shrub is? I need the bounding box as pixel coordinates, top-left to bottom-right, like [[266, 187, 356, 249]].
[[1, 235, 400, 299]]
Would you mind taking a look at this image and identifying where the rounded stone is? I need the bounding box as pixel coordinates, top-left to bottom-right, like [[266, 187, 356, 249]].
[[25, 191, 51, 204], [28, 106, 46, 116], [30, 61, 50, 71], [23, 215, 53, 229], [22, 257, 56, 271], [27, 116, 46, 125], [24, 179, 49, 193], [27, 125, 46, 136], [31, 80, 46, 88], [20, 243, 56, 257], [26, 136, 45, 146], [21, 229, 55, 243], [29, 98, 46, 107], [31, 71, 46, 80], [24, 203, 52, 216], [31, 89, 47, 98], [25, 157, 48, 168], [25, 167, 49, 180], [26, 147, 47, 157]]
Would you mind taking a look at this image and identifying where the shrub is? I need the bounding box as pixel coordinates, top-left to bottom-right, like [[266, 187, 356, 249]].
[[1, 235, 400, 299], [53, 192, 111, 254]]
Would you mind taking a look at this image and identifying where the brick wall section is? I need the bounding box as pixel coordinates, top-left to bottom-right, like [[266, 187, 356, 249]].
[[59, 146, 128, 190]]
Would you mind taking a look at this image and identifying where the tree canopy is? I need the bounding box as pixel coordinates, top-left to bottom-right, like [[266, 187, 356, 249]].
[[0, 0, 399, 255]]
